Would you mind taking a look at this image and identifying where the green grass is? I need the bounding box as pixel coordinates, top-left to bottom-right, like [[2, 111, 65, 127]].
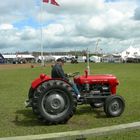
[[0, 63, 140, 138]]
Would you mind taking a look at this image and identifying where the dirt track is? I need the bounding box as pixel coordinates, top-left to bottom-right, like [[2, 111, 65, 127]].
[[0, 63, 40, 70]]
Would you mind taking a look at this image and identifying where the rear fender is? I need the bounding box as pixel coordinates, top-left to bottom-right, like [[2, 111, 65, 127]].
[[31, 74, 72, 89], [31, 74, 51, 89]]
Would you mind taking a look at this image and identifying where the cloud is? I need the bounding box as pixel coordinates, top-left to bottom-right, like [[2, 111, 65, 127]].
[[0, 0, 36, 23], [134, 7, 140, 20], [0, 23, 14, 30], [0, 0, 140, 53]]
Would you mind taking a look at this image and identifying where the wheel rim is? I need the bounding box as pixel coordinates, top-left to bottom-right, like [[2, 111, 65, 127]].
[[109, 99, 123, 115], [41, 89, 70, 119]]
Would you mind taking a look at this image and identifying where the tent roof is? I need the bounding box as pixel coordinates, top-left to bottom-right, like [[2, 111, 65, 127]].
[[121, 46, 140, 60], [3, 54, 35, 59]]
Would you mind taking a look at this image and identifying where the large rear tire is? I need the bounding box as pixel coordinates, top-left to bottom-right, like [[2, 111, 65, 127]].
[[32, 80, 77, 124], [27, 87, 40, 115], [104, 95, 125, 117]]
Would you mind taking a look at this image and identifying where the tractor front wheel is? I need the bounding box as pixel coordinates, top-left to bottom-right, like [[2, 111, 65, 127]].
[[104, 95, 125, 117]]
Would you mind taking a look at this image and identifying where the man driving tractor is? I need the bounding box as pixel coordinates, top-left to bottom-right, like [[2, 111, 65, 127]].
[[51, 58, 80, 99]]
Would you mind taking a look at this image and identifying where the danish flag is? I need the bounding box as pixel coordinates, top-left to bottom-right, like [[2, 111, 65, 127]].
[[43, 0, 59, 6]]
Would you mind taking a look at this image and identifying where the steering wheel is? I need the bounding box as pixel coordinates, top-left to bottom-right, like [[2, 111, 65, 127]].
[[68, 72, 80, 78]]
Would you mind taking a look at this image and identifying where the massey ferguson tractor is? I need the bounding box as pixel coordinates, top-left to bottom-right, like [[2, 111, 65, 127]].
[[25, 70, 125, 124]]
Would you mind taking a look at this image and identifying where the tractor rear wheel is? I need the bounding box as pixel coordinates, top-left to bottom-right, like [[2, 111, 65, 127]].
[[27, 87, 40, 115], [104, 95, 125, 117], [32, 80, 77, 124]]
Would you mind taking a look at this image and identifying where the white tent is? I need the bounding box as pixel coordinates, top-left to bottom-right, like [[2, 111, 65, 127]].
[[3, 54, 35, 63], [37, 55, 55, 62], [90, 55, 101, 63], [121, 46, 140, 61], [3, 54, 35, 59], [3, 55, 17, 59]]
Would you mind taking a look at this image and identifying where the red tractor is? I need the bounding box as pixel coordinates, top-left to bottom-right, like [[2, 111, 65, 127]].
[[25, 70, 125, 124]]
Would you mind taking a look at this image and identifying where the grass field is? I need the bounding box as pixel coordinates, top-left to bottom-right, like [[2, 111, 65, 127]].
[[0, 63, 140, 138]]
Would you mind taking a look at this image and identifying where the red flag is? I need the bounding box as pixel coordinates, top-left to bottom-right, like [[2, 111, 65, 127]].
[[51, 0, 59, 6], [43, 0, 59, 6], [43, 0, 49, 3]]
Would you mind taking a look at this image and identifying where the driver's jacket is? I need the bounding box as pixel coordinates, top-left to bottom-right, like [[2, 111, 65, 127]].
[[51, 63, 68, 81]]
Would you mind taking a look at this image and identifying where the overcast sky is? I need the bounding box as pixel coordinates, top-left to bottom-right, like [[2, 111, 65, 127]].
[[0, 0, 140, 53]]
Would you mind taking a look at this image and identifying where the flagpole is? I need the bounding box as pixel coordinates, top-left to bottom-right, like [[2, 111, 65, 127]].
[[41, 0, 59, 66], [40, 1, 44, 66], [87, 48, 90, 75]]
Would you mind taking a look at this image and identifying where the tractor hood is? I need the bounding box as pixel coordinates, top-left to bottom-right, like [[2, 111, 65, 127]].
[[74, 74, 119, 85]]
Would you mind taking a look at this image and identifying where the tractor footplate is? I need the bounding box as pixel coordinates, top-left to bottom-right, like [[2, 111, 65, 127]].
[[25, 100, 32, 108]]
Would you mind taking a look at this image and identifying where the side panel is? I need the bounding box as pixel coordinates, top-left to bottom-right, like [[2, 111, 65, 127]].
[[110, 85, 117, 94], [110, 80, 119, 94]]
